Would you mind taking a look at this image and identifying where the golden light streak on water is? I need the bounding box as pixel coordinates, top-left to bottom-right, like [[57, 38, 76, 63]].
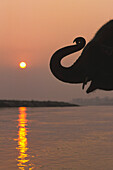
[[16, 107, 34, 170]]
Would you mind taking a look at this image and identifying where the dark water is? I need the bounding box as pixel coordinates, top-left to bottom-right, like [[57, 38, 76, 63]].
[[0, 106, 113, 170]]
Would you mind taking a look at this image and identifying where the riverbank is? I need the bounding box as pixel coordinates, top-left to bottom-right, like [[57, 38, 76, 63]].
[[0, 100, 79, 107]]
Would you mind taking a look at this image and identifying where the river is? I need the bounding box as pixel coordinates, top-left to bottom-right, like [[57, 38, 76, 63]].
[[0, 106, 113, 170]]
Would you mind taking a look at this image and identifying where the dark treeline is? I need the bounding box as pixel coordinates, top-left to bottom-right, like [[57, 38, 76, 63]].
[[0, 100, 78, 107]]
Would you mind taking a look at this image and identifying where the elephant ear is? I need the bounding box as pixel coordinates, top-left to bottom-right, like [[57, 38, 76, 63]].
[[101, 44, 113, 56]]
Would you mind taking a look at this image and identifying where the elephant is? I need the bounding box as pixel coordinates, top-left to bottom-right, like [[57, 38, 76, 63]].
[[50, 20, 113, 93]]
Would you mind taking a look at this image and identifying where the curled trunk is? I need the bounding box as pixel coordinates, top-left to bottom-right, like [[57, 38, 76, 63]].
[[50, 37, 86, 83]]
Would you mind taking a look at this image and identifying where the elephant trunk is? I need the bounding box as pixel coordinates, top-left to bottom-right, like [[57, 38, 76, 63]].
[[50, 37, 86, 83]]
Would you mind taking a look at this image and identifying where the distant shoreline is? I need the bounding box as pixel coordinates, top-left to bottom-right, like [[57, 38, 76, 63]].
[[0, 100, 79, 107]]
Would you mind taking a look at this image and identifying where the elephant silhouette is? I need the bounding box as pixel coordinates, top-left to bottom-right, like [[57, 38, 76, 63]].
[[50, 20, 113, 93]]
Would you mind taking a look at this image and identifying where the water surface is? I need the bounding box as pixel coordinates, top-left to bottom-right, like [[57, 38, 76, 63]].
[[0, 106, 113, 169]]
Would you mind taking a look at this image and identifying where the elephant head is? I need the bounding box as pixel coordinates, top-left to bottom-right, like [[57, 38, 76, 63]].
[[50, 20, 113, 93]]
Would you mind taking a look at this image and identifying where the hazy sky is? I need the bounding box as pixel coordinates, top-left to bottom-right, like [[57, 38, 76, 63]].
[[0, 0, 113, 101]]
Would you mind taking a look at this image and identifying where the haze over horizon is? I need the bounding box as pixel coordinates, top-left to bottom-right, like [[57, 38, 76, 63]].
[[0, 0, 113, 102]]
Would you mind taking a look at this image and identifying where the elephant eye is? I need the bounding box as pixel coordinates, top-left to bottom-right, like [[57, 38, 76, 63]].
[[105, 49, 113, 56], [101, 45, 113, 56]]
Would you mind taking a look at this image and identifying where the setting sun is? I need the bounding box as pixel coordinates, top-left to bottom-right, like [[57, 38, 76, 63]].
[[19, 61, 27, 69]]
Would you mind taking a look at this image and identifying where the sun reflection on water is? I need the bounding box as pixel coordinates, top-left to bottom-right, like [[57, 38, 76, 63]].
[[16, 107, 34, 170]]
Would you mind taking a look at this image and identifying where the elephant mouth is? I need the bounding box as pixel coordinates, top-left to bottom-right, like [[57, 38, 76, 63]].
[[82, 77, 97, 93], [86, 81, 97, 93]]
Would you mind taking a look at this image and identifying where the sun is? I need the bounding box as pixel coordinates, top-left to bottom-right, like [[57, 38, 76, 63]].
[[19, 61, 27, 69]]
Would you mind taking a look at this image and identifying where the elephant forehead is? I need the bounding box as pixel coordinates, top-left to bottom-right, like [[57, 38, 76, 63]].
[[82, 41, 98, 54]]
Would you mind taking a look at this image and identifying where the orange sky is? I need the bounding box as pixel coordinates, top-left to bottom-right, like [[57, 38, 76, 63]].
[[0, 0, 113, 101]]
